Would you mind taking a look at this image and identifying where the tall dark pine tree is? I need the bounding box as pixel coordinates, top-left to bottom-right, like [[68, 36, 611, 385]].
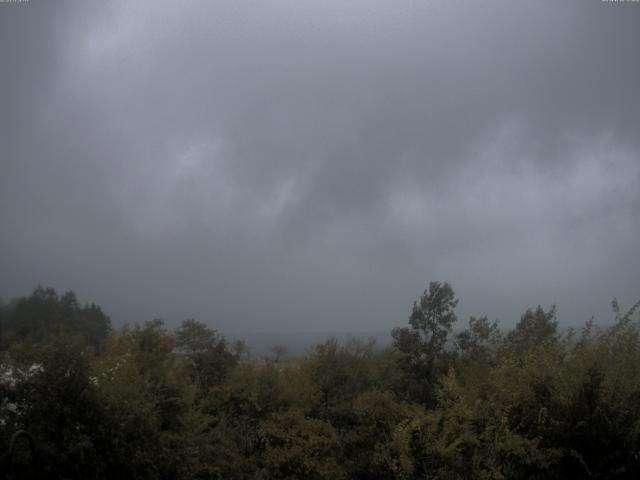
[[392, 281, 458, 406]]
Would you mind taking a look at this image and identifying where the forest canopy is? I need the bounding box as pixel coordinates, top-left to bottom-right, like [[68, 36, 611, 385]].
[[1, 283, 640, 479]]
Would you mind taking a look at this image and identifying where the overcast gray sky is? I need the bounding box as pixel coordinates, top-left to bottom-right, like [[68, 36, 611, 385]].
[[1, 0, 639, 334]]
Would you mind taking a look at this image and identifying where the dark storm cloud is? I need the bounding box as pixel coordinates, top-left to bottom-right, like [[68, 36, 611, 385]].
[[1, 0, 639, 332]]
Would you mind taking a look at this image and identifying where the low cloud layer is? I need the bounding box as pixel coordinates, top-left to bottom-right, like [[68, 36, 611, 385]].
[[1, 0, 639, 333]]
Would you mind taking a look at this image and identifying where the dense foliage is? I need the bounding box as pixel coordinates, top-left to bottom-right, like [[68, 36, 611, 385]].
[[1, 283, 640, 479], [0, 286, 111, 349]]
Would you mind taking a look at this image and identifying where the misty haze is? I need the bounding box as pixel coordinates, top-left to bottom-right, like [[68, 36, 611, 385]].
[[1, 0, 639, 478]]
